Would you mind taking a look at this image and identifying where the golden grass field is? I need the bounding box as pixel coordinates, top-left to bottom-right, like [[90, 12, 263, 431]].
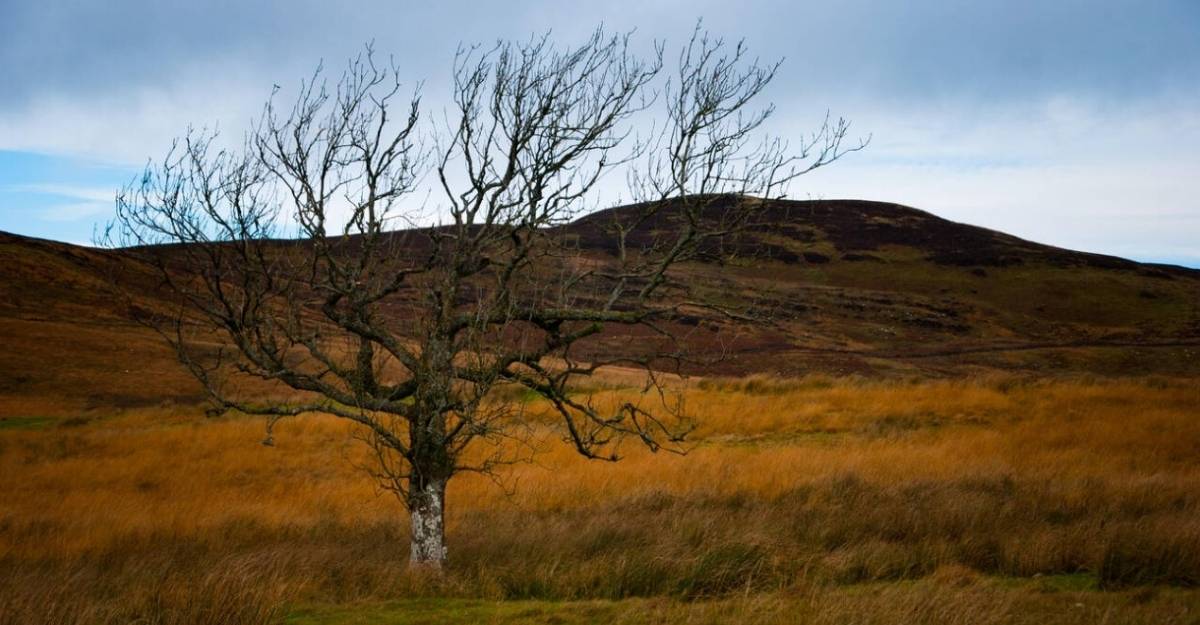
[[2, 375, 1199, 624]]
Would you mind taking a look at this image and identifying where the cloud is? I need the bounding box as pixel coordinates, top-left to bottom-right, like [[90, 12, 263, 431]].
[[38, 201, 112, 222], [0, 0, 1196, 264], [2, 183, 114, 223], [4, 0, 1198, 162], [0, 70, 271, 164], [8, 184, 112, 203], [793, 97, 1200, 266]]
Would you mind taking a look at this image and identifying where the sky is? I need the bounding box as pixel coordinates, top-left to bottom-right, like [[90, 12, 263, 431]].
[[1, 0, 1198, 266]]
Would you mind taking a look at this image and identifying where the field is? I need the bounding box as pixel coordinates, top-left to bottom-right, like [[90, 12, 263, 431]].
[[2, 375, 1199, 624]]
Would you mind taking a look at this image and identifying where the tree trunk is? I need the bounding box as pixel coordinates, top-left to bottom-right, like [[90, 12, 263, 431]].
[[408, 476, 448, 568]]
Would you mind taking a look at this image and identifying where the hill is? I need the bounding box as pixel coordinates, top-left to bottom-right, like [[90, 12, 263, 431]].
[[1, 198, 1198, 415]]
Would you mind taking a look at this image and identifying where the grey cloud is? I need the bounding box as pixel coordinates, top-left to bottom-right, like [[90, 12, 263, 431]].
[[0, 0, 1196, 264], [4, 0, 1198, 110]]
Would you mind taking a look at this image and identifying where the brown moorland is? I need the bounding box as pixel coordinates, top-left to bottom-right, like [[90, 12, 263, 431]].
[[2, 197, 1199, 413], [2, 376, 1199, 623], [1, 199, 1199, 623]]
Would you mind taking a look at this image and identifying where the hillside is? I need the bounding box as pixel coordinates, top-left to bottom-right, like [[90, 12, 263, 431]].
[[1, 199, 1198, 415]]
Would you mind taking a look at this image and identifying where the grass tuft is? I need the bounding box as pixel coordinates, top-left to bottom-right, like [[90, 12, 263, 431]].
[[2, 375, 1200, 622]]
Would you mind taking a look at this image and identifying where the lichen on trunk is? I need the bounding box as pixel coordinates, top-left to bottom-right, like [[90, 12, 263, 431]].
[[408, 476, 447, 568]]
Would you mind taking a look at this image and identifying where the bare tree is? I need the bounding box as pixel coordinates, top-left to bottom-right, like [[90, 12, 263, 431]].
[[102, 26, 864, 568]]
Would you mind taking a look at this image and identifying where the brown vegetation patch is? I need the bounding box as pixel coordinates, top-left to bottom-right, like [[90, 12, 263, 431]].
[[2, 376, 1198, 621]]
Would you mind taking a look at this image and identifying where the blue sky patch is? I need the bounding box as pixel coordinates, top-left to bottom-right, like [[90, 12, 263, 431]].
[[0, 151, 137, 244]]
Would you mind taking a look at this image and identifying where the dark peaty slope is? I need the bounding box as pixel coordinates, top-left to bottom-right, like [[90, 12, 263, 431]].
[[1, 198, 1198, 414]]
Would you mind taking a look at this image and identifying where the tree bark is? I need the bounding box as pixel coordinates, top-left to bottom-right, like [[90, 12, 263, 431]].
[[408, 476, 448, 568]]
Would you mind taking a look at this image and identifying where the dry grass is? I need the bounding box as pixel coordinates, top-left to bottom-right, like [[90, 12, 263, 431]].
[[2, 375, 1199, 623]]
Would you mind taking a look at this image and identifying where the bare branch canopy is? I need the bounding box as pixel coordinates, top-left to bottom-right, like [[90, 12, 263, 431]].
[[101, 25, 866, 567]]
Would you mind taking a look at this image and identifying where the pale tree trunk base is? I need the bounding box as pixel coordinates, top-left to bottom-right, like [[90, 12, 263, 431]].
[[408, 477, 448, 569]]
